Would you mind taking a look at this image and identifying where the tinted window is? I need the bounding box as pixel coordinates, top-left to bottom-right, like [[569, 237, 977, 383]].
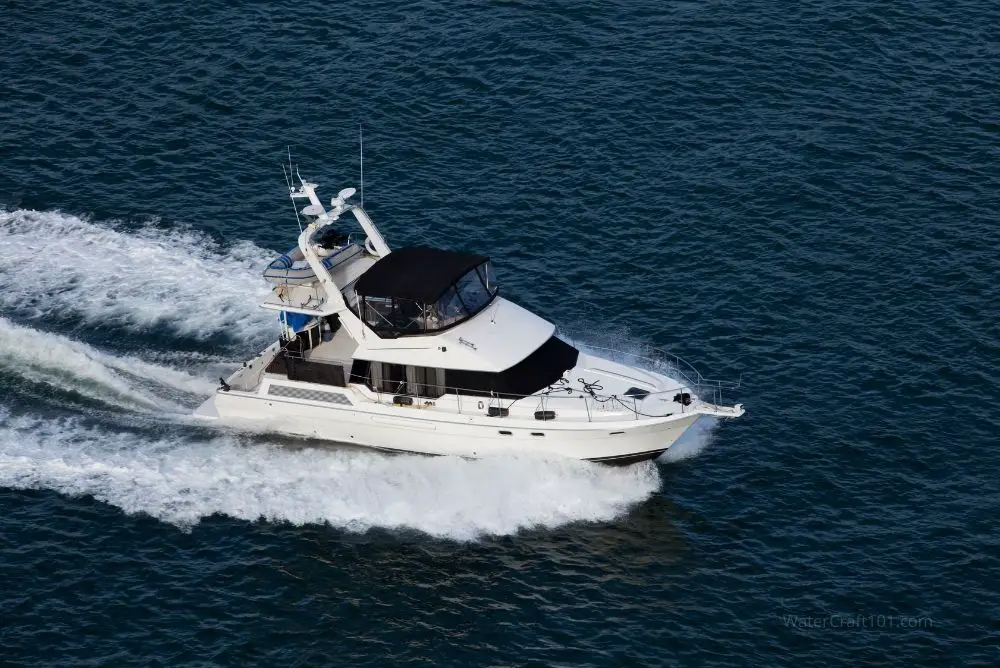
[[445, 336, 579, 397], [478, 262, 497, 292], [430, 286, 468, 328], [455, 268, 491, 312]]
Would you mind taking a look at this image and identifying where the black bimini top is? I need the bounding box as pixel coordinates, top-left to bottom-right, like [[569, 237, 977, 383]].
[[355, 246, 489, 301]]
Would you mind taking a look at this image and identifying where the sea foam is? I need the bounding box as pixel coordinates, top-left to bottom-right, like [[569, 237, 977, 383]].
[[0, 317, 215, 412], [0, 209, 275, 341], [0, 414, 662, 540]]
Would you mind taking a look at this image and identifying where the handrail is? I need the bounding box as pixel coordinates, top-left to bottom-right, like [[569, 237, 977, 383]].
[[267, 364, 732, 422], [259, 338, 742, 420], [576, 344, 741, 408], [578, 344, 740, 388], [273, 282, 327, 310], [361, 380, 719, 421]]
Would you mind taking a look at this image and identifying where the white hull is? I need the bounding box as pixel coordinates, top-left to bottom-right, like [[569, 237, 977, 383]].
[[195, 372, 727, 464]]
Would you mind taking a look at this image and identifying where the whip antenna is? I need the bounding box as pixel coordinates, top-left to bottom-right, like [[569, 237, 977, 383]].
[[359, 123, 364, 209], [286, 146, 303, 233]]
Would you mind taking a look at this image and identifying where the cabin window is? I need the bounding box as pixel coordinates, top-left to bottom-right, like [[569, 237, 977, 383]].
[[445, 336, 579, 397], [369, 362, 406, 394], [363, 297, 396, 331], [355, 249, 499, 337], [353, 360, 446, 398], [428, 287, 466, 329], [348, 336, 576, 400], [406, 365, 446, 398], [349, 359, 370, 384], [363, 296, 442, 334], [476, 263, 494, 292]]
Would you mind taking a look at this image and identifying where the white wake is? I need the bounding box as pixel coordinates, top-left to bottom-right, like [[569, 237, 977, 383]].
[[0, 209, 275, 341], [0, 317, 217, 412], [0, 413, 662, 539]]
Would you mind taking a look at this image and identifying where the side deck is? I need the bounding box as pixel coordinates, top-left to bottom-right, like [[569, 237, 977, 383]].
[[219, 327, 740, 427]]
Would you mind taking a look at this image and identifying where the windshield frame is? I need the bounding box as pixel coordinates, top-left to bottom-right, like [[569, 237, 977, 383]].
[[360, 260, 499, 337]]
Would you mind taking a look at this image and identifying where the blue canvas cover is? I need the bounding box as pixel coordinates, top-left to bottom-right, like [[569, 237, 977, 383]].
[[280, 311, 315, 333]]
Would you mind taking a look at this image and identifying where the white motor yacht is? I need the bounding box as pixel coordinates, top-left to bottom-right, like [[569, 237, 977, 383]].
[[194, 174, 744, 464]]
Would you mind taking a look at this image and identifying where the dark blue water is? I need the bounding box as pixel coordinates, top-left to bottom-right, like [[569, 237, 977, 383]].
[[2, 1, 999, 665]]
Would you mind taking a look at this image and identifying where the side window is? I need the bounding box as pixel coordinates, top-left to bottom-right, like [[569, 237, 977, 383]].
[[369, 362, 406, 393], [477, 262, 497, 292], [349, 359, 370, 384], [357, 361, 446, 397], [405, 366, 446, 398]]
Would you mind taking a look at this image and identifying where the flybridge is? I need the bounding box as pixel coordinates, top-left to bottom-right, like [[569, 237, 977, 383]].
[[253, 169, 557, 376], [260, 170, 504, 342], [259, 173, 388, 321]]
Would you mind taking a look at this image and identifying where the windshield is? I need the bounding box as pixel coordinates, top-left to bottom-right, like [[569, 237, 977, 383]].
[[361, 260, 499, 337], [429, 286, 467, 329], [455, 265, 493, 312]]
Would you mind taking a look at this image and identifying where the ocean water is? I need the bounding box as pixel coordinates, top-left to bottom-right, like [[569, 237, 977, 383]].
[[2, 1, 998, 665]]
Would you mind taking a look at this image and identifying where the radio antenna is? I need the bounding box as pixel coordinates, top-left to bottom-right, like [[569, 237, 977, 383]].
[[280, 161, 291, 191], [286, 146, 303, 233], [359, 123, 364, 209]]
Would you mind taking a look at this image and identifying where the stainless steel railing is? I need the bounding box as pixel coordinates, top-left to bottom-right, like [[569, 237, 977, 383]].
[[577, 344, 742, 410], [241, 341, 741, 421], [362, 373, 729, 422]]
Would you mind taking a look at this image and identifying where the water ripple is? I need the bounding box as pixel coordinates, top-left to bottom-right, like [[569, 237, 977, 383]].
[[2, 0, 999, 665]]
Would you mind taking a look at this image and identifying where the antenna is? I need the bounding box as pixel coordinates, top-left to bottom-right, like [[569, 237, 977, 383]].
[[359, 123, 364, 209], [280, 161, 291, 191], [286, 146, 303, 233]]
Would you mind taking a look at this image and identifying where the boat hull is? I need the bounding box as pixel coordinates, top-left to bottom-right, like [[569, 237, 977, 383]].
[[194, 387, 701, 464]]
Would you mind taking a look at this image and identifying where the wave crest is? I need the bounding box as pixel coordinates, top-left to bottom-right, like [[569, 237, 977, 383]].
[[0, 414, 661, 539], [0, 209, 275, 341]]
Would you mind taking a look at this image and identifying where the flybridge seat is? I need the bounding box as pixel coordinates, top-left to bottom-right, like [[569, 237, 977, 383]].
[[354, 246, 499, 336]]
